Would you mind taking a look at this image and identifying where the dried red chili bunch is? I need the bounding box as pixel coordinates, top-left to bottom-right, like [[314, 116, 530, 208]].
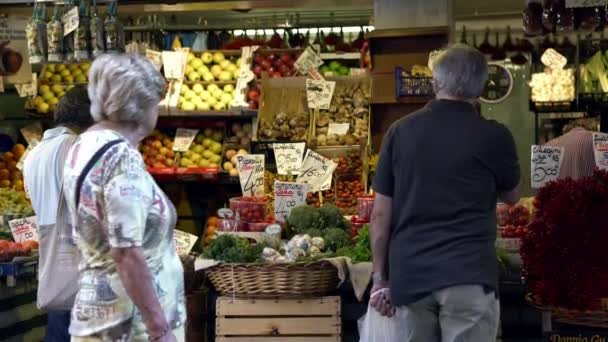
[[522, 169, 608, 310]]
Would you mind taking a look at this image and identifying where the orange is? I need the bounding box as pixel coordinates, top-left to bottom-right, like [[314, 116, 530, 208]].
[[207, 216, 218, 226], [152, 140, 162, 149], [153, 162, 165, 168], [155, 154, 166, 163], [12, 144, 25, 156], [7, 161, 17, 171], [3, 152, 14, 162], [0, 169, 9, 180]]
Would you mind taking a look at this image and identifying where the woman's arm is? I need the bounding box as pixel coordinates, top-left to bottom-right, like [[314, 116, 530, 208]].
[[111, 247, 172, 340]]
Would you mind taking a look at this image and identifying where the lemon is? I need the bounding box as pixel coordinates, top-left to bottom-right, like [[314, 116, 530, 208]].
[[48, 97, 59, 105], [39, 85, 50, 93], [33, 96, 44, 106], [36, 102, 50, 114]]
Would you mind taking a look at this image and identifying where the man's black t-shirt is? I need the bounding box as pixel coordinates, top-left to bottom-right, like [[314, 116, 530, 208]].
[[372, 99, 520, 306]]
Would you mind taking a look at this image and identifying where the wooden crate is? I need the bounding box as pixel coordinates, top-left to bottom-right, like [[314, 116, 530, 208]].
[[216, 296, 341, 342]]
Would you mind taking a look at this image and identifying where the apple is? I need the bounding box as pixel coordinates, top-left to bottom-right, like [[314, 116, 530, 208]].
[[237, 149, 248, 156], [218, 71, 232, 81], [226, 64, 238, 73], [184, 90, 196, 101], [190, 58, 203, 69], [207, 96, 218, 106], [213, 52, 225, 64], [271, 71, 282, 78], [212, 89, 224, 100], [196, 101, 211, 111], [223, 84, 235, 93], [202, 72, 214, 82], [200, 90, 211, 101], [280, 53, 292, 64], [233, 69, 240, 80], [247, 89, 260, 101], [211, 155, 222, 164], [220, 93, 233, 104], [236, 58, 242, 67], [229, 168, 239, 177], [203, 150, 214, 159], [211, 65, 223, 78], [214, 101, 226, 111], [261, 59, 272, 70], [181, 101, 195, 111], [267, 53, 277, 61], [226, 149, 237, 160], [254, 55, 264, 66], [187, 52, 195, 63], [188, 72, 200, 82], [199, 158, 210, 167], [192, 83, 204, 94], [196, 65, 210, 75], [212, 132, 224, 141], [185, 65, 195, 76], [224, 161, 234, 171], [273, 59, 284, 70], [252, 65, 263, 77], [207, 84, 220, 93], [203, 129, 213, 138], [219, 60, 231, 70], [201, 52, 213, 64]]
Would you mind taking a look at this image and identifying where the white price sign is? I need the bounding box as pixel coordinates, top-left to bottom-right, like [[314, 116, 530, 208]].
[[16, 73, 37, 98], [63, 6, 79, 36], [162, 51, 188, 80], [297, 149, 337, 193], [9, 216, 39, 243], [145, 49, 163, 71], [294, 46, 324, 77], [173, 230, 198, 256], [593, 132, 608, 171], [541, 48, 567, 70], [273, 143, 305, 176], [566, 0, 607, 8], [531, 145, 564, 189], [16, 139, 39, 171], [237, 154, 265, 197], [274, 181, 309, 223], [172, 128, 198, 152], [306, 79, 335, 110], [327, 123, 350, 136]]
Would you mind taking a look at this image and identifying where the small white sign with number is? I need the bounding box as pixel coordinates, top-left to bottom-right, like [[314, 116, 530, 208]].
[[237, 154, 265, 197], [593, 132, 608, 171], [531, 145, 564, 189], [172, 128, 198, 152], [297, 149, 337, 193], [566, 0, 606, 8], [173, 230, 198, 256], [162, 51, 188, 80], [327, 123, 350, 136], [541, 48, 567, 70], [273, 143, 305, 176], [145, 49, 163, 71], [306, 79, 335, 110], [63, 6, 79, 36], [295, 46, 324, 76], [274, 181, 309, 223], [16, 139, 39, 171], [9, 216, 39, 243]]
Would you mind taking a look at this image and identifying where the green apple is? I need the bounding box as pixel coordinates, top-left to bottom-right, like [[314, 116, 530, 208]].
[[201, 52, 213, 64], [212, 132, 224, 142], [210, 65, 223, 78], [196, 101, 211, 111], [181, 101, 195, 111], [198, 158, 210, 167], [223, 84, 235, 93], [184, 90, 196, 101], [213, 102, 226, 111], [220, 93, 233, 105], [192, 83, 204, 94], [180, 84, 190, 95], [207, 84, 220, 93], [180, 158, 193, 167], [218, 71, 232, 82], [213, 52, 225, 64], [226, 64, 238, 73], [206, 96, 218, 106], [187, 52, 195, 63], [196, 65, 210, 75], [219, 60, 231, 70], [236, 58, 242, 67], [202, 72, 214, 82], [199, 90, 211, 101], [185, 65, 195, 76], [210, 154, 222, 164], [212, 89, 224, 100], [202, 150, 214, 159], [232, 69, 241, 80], [188, 72, 200, 82], [190, 58, 203, 69]]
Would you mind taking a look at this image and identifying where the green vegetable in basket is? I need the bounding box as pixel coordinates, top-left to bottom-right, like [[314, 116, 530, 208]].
[[318, 204, 348, 230], [288, 205, 325, 235], [323, 228, 351, 252], [336, 224, 371, 262], [202, 234, 264, 263]]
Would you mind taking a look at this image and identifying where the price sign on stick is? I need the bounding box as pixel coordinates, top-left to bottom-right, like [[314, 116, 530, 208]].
[[531, 145, 564, 189], [274, 181, 309, 223], [541, 48, 567, 70], [237, 154, 265, 197], [172, 128, 198, 152], [9, 216, 39, 243], [173, 230, 198, 256], [306, 79, 336, 110], [593, 133, 608, 170], [297, 149, 337, 193], [273, 143, 305, 176], [295, 46, 324, 76], [63, 6, 79, 36], [162, 51, 188, 80], [145, 49, 163, 71]]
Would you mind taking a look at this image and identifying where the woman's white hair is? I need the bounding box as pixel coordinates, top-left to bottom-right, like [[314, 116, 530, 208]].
[[87, 54, 165, 124], [433, 44, 488, 99]]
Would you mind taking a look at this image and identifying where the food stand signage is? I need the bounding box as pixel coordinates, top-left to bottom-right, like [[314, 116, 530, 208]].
[[273, 181, 309, 223], [9, 216, 39, 243], [172, 128, 198, 152], [531, 145, 564, 189], [295, 46, 324, 79], [236, 154, 265, 197], [173, 230, 198, 256], [541, 48, 567, 70], [547, 330, 608, 341], [297, 149, 337, 192], [273, 143, 305, 176], [306, 79, 335, 110], [593, 133, 608, 171], [62, 6, 79, 36]]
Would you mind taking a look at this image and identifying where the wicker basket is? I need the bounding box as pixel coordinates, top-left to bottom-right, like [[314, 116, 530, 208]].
[[526, 294, 608, 328], [206, 260, 339, 298]]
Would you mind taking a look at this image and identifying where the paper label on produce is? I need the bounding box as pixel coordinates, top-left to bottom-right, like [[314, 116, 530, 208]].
[[593, 132, 608, 170], [172, 128, 198, 152], [273, 181, 309, 223], [306, 79, 335, 110], [428, 49, 446, 71], [541, 48, 567, 70], [145, 49, 163, 71], [63, 6, 79, 36], [566, 0, 606, 8], [297, 149, 337, 193], [531, 145, 564, 189], [173, 230, 198, 256], [295, 46, 324, 76], [320, 173, 333, 191], [327, 123, 350, 136], [16, 139, 38, 171], [237, 154, 265, 197], [162, 51, 188, 80], [273, 143, 305, 176], [9, 216, 39, 243]]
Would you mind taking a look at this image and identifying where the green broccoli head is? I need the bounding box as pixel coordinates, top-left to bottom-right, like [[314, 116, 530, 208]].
[[288, 205, 324, 235], [318, 204, 348, 230], [323, 227, 352, 252], [302, 228, 324, 238]]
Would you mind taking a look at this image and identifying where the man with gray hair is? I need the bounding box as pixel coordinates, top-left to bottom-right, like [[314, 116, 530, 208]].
[[368, 44, 521, 341]]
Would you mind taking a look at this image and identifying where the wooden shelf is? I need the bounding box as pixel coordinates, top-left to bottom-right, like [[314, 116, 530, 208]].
[[367, 26, 449, 39]]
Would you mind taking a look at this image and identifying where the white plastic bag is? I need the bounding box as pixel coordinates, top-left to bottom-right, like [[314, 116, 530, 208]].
[[358, 289, 404, 342]]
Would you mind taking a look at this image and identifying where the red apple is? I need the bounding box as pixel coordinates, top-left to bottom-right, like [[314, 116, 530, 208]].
[[261, 59, 272, 70], [267, 53, 277, 61], [254, 55, 264, 66], [280, 53, 293, 64], [273, 59, 284, 70], [248, 100, 258, 109], [248, 89, 260, 101], [252, 65, 263, 77], [271, 71, 282, 78]]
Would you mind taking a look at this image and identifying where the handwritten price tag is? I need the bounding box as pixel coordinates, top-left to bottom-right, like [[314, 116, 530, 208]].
[[327, 123, 350, 136], [237, 154, 265, 197], [173, 128, 198, 152], [16, 139, 39, 171], [541, 48, 567, 70], [145, 49, 163, 71], [162, 51, 188, 80], [531, 145, 564, 189], [274, 181, 309, 223], [9, 216, 39, 243], [566, 0, 606, 8], [173, 230, 198, 256], [306, 79, 335, 110], [273, 143, 305, 176], [297, 149, 337, 193], [295, 46, 324, 76], [63, 6, 79, 36], [593, 132, 608, 171]]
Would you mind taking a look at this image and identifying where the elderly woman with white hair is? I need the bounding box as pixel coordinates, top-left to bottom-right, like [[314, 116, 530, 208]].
[[63, 54, 184, 342], [368, 44, 521, 341]]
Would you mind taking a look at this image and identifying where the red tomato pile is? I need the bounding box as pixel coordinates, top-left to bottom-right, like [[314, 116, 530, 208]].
[[500, 225, 529, 239], [496, 203, 531, 239], [334, 153, 363, 175], [0, 239, 37, 262], [229, 197, 271, 224], [306, 189, 335, 208]]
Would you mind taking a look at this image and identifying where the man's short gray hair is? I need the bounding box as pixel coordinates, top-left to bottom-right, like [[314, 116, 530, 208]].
[[88, 54, 165, 124], [432, 44, 488, 99]]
